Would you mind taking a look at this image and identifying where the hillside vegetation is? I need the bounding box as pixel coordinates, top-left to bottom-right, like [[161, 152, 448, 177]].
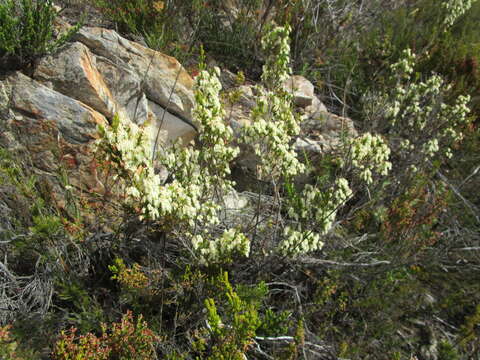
[[0, 0, 479, 359]]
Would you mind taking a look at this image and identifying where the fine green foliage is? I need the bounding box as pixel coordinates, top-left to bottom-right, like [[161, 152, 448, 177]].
[[92, 0, 165, 34], [196, 272, 263, 359], [438, 341, 460, 360], [0, 0, 82, 71], [187, 0, 264, 75], [91, 0, 178, 51]]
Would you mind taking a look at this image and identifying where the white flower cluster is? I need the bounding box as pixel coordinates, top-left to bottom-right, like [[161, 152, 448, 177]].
[[156, 145, 221, 227], [279, 227, 323, 256], [386, 48, 471, 167], [155, 66, 241, 231], [97, 115, 168, 220], [443, 0, 478, 28], [349, 133, 392, 185], [422, 138, 439, 158], [192, 229, 250, 265], [314, 177, 352, 235], [242, 25, 305, 180], [193, 67, 239, 181], [97, 65, 239, 233], [279, 178, 352, 255], [390, 48, 416, 80], [97, 116, 219, 224], [261, 25, 292, 89], [157, 66, 253, 266]]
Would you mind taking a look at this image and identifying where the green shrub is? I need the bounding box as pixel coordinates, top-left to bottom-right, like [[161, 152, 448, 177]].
[[438, 341, 460, 360], [0, 0, 82, 71], [197, 272, 261, 359], [186, 0, 264, 75], [92, 0, 165, 34], [92, 0, 189, 58], [459, 303, 480, 349]]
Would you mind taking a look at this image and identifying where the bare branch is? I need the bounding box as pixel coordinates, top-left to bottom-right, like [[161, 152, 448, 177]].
[[298, 257, 390, 267]]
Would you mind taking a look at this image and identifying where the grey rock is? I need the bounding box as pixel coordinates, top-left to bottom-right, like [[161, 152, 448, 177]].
[[8, 72, 106, 145], [73, 27, 195, 121], [283, 75, 316, 108]]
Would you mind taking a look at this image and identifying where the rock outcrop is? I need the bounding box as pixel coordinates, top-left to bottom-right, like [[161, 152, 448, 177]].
[[0, 26, 197, 215]]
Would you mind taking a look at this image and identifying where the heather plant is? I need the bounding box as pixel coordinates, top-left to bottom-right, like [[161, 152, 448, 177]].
[[109, 258, 149, 292], [347, 133, 392, 185], [190, 65, 239, 188], [0, 326, 22, 360], [383, 48, 471, 174], [53, 311, 158, 360], [241, 24, 305, 181], [280, 178, 352, 256], [96, 115, 164, 221], [53, 328, 110, 360], [95, 26, 293, 267], [96, 64, 247, 264], [196, 272, 262, 359], [192, 228, 250, 266], [107, 311, 158, 359], [443, 0, 479, 28], [96, 107, 230, 229], [97, 24, 360, 265], [0, 0, 82, 71]]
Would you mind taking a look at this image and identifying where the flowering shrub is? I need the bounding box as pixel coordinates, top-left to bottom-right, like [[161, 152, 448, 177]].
[[97, 24, 361, 262], [280, 178, 352, 255], [191, 66, 239, 187], [97, 115, 166, 221], [260, 25, 292, 90], [241, 25, 305, 181], [97, 63, 248, 264], [108, 311, 158, 359], [279, 226, 323, 256], [96, 25, 310, 264], [155, 144, 221, 228], [97, 63, 239, 227], [192, 228, 250, 266], [348, 133, 392, 185], [385, 48, 471, 170], [443, 0, 478, 27], [53, 328, 110, 360]]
